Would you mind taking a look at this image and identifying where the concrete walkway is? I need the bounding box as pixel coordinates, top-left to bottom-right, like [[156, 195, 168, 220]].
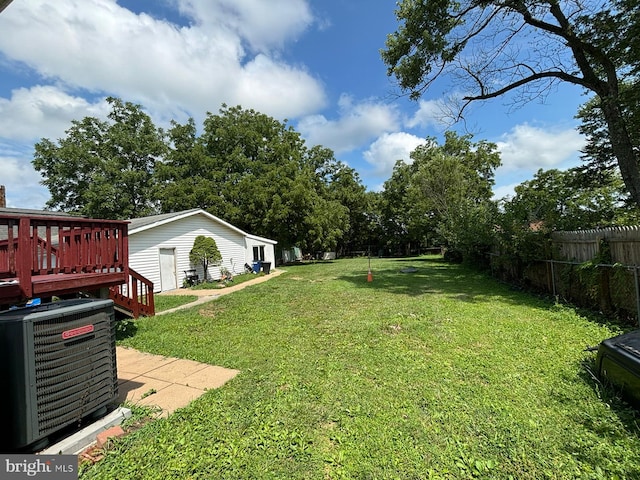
[[156, 268, 285, 315]]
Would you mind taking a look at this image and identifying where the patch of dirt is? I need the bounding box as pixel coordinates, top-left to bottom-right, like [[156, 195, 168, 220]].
[[198, 305, 225, 318], [78, 409, 160, 468], [387, 324, 402, 334]]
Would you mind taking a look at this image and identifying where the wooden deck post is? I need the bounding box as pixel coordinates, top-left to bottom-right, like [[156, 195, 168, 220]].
[[17, 217, 32, 298]]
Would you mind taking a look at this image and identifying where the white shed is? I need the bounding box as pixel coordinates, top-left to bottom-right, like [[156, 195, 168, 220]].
[[127, 209, 277, 292]]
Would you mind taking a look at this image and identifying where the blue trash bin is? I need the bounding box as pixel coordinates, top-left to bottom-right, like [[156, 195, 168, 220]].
[[252, 261, 262, 273]]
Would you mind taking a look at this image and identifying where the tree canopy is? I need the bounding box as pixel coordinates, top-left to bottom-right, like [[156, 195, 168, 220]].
[[503, 167, 635, 233], [161, 105, 353, 252], [382, 0, 640, 207], [33, 100, 360, 254], [33, 97, 165, 219], [380, 132, 501, 261]]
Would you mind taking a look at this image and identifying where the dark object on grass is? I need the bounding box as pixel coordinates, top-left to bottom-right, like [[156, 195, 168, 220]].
[[220, 268, 233, 283], [443, 249, 463, 263], [596, 329, 640, 405], [400, 267, 418, 273], [184, 269, 199, 286]]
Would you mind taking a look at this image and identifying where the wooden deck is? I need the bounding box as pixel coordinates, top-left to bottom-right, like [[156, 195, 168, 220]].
[[0, 211, 153, 317]]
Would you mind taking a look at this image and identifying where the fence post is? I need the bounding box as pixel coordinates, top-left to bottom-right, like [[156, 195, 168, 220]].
[[550, 260, 556, 297], [634, 267, 640, 328]]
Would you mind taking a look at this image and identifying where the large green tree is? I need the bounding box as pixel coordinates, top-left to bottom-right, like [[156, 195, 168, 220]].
[[33, 97, 165, 219], [161, 105, 353, 252], [155, 118, 222, 213], [380, 160, 429, 255], [378, 132, 500, 260], [406, 132, 501, 262], [502, 167, 640, 233], [317, 160, 370, 255], [382, 0, 640, 207]]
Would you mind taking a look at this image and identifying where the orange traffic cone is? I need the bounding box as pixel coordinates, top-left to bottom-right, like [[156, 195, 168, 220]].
[[367, 269, 373, 282]]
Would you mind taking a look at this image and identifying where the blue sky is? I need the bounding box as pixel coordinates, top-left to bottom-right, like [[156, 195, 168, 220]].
[[0, 0, 588, 210]]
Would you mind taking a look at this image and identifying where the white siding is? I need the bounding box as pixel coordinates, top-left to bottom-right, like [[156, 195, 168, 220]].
[[129, 214, 248, 292], [244, 237, 276, 267]]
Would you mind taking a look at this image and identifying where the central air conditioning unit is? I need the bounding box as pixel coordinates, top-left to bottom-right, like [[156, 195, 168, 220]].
[[0, 298, 119, 452], [596, 329, 640, 405]]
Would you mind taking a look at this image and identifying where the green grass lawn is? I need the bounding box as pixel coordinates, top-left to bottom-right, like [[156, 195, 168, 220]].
[[154, 273, 261, 312], [85, 256, 640, 479], [153, 295, 198, 313]]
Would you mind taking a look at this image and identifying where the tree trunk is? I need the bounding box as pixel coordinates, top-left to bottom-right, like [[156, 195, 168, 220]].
[[600, 97, 640, 207]]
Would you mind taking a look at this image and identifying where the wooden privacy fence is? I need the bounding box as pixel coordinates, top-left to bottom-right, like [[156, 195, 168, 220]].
[[490, 226, 640, 326], [551, 226, 640, 264]]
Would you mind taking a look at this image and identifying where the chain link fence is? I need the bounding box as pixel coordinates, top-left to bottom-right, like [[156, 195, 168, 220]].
[[490, 253, 640, 326]]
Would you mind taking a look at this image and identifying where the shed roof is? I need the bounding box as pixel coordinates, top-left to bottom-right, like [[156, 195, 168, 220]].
[[0, 207, 81, 218], [0, 0, 14, 14], [127, 209, 277, 244]]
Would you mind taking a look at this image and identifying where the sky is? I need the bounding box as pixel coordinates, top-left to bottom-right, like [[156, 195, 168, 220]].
[[0, 0, 590, 210]]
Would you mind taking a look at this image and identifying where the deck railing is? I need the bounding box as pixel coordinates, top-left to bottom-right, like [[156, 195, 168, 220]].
[[109, 267, 155, 317], [0, 213, 129, 297], [0, 213, 129, 301], [0, 212, 153, 317]]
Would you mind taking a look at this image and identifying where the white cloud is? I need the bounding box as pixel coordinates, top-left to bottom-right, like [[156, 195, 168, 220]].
[[406, 98, 449, 129], [363, 132, 424, 177], [298, 95, 400, 153], [0, 0, 325, 121], [492, 182, 521, 202], [495, 123, 585, 173], [0, 154, 48, 208], [175, 0, 314, 52], [490, 123, 586, 203], [236, 55, 325, 120], [0, 86, 108, 141]]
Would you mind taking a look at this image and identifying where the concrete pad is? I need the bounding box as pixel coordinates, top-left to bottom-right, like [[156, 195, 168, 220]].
[[144, 358, 209, 382], [118, 376, 173, 404], [182, 365, 240, 390], [115, 347, 240, 418], [117, 350, 176, 376], [138, 383, 205, 417], [117, 369, 142, 384]]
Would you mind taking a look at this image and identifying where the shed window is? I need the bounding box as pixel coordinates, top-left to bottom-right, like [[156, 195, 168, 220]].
[[253, 246, 265, 261]]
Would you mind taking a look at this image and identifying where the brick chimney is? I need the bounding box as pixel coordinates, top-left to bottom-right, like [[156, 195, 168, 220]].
[[0, 185, 5, 208]]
